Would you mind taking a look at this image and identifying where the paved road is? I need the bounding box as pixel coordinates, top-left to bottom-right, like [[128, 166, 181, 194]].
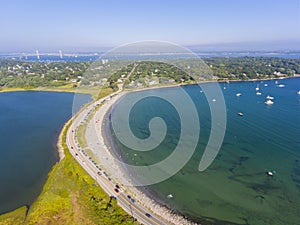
[[66, 83, 171, 224]]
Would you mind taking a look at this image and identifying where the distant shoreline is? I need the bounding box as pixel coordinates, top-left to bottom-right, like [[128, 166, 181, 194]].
[[0, 87, 101, 100], [0, 74, 296, 94], [0, 87, 77, 93]]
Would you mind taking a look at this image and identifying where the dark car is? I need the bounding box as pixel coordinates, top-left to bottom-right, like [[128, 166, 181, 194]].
[[145, 213, 151, 218], [114, 188, 119, 193]]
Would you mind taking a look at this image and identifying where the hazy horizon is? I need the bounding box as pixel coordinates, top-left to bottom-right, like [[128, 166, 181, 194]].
[[1, 40, 300, 54], [1, 0, 299, 52]]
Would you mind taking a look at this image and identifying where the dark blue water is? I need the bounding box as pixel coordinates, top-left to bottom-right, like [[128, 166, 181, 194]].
[[0, 91, 91, 214], [111, 77, 300, 225]]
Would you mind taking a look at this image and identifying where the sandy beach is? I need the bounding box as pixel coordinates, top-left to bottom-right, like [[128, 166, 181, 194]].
[[55, 75, 298, 224], [56, 124, 67, 161], [55, 75, 300, 224], [82, 88, 198, 225]]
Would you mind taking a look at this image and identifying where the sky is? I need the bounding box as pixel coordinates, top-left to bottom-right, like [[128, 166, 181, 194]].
[[0, 0, 299, 52]]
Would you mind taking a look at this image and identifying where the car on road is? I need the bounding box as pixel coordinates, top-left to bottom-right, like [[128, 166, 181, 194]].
[[114, 188, 119, 193], [145, 213, 151, 218]]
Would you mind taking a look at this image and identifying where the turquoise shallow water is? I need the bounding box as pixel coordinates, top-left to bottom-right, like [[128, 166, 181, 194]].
[[110, 78, 300, 225], [0, 91, 90, 214]]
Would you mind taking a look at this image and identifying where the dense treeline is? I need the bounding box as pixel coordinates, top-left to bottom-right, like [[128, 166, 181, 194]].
[[123, 61, 191, 89], [204, 57, 300, 80], [0, 60, 90, 88], [0, 57, 299, 89]]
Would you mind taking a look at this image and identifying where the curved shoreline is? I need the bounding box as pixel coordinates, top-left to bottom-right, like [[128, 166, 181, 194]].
[[95, 89, 198, 225], [79, 75, 299, 225], [56, 124, 66, 161], [0, 74, 295, 94], [1, 74, 296, 222]]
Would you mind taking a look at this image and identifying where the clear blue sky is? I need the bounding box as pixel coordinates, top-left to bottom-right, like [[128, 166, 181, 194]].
[[0, 0, 299, 52]]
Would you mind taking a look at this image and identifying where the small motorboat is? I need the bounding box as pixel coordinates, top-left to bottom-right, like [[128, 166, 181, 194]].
[[267, 170, 276, 177], [236, 93, 242, 97], [237, 112, 244, 116], [256, 92, 262, 95], [266, 95, 274, 100]]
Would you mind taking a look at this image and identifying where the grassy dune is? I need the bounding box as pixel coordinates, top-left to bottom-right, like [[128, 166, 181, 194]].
[[0, 86, 114, 100], [0, 120, 137, 225], [0, 207, 27, 225]]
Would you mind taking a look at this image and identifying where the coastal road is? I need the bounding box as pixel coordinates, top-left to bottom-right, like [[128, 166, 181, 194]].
[[66, 92, 171, 225]]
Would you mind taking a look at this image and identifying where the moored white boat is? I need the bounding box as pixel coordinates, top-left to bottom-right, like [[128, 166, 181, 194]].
[[267, 170, 276, 177], [237, 112, 244, 116], [265, 99, 274, 105], [167, 194, 173, 199]]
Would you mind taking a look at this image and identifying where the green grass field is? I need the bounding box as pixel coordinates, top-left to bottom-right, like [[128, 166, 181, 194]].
[[0, 85, 114, 100]]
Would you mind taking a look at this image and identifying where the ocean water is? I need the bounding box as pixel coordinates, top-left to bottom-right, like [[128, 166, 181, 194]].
[[110, 77, 300, 225], [0, 91, 90, 214]]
